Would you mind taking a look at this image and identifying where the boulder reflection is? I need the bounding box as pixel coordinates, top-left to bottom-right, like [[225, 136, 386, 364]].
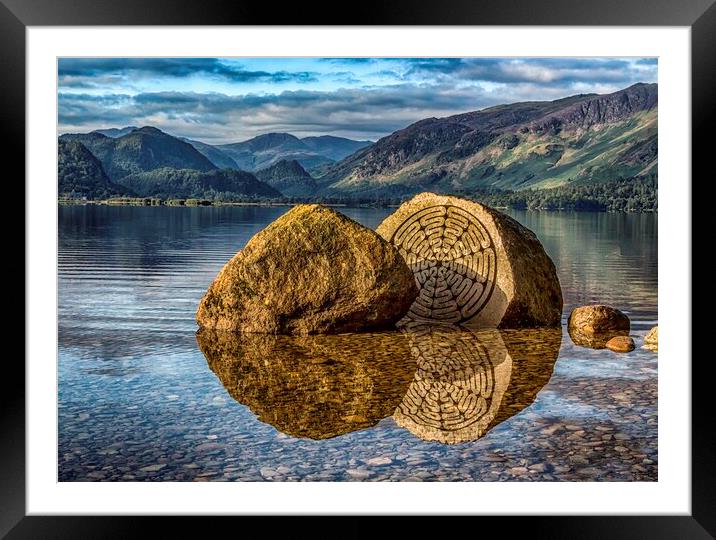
[[197, 323, 561, 444], [196, 330, 416, 440], [568, 326, 629, 349], [394, 321, 561, 444]]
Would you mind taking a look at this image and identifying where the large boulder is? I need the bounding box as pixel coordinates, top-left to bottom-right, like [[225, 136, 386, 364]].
[[568, 304, 630, 349], [196, 204, 418, 334], [376, 192, 563, 328]]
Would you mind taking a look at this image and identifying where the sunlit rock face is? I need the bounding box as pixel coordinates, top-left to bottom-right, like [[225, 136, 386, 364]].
[[196, 204, 418, 335], [392, 321, 562, 444], [643, 325, 658, 352], [196, 329, 416, 439], [376, 192, 563, 329]]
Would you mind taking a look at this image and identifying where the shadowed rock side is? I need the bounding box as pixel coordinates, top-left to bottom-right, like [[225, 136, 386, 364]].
[[393, 321, 561, 444], [196, 329, 416, 439], [196, 204, 419, 334], [376, 192, 563, 329]]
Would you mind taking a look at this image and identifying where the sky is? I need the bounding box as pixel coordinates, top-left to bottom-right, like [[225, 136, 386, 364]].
[[58, 57, 657, 144]]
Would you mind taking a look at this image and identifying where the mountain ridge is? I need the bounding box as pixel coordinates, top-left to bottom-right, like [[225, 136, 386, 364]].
[[216, 132, 371, 172], [316, 83, 657, 196], [60, 126, 217, 181], [57, 83, 657, 203]]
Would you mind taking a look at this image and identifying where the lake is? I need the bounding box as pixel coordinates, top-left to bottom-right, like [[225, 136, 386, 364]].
[[58, 205, 657, 481]]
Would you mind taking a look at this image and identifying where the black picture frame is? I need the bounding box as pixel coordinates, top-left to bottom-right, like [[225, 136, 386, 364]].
[[7, 0, 711, 537]]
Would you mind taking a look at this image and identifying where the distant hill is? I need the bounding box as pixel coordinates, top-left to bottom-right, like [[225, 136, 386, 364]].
[[91, 126, 139, 138], [181, 138, 239, 169], [316, 83, 657, 196], [58, 140, 134, 199], [254, 159, 317, 197], [60, 126, 217, 181], [115, 167, 282, 200], [301, 135, 372, 162], [217, 133, 372, 171]]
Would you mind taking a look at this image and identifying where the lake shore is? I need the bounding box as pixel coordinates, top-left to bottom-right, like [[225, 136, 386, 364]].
[[57, 197, 659, 212], [58, 198, 392, 209]]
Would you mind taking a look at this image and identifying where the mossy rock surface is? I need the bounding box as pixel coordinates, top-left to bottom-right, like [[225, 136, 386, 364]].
[[196, 204, 418, 334]]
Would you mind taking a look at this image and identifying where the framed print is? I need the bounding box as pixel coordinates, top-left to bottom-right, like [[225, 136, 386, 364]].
[[9, 0, 712, 537]]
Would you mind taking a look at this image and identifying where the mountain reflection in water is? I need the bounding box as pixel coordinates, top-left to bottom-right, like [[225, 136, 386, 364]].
[[197, 323, 561, 444]]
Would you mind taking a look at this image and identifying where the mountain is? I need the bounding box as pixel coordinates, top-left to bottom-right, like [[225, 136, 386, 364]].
[[91, 126, 139, 138], [60, 126, 217, 181], [300, 136, 372, 161], [217, 133, 330, 171], [115, 168, 281, 200], [181, 138, 239, 169], [317, 83, 657, 196], [254, 159, 317, 197], [216, 133, 372, 171], [58, 140, 134, 199]]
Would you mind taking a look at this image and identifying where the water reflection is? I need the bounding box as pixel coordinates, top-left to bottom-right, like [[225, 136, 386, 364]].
[[568, 326, 629, 349], [196, 330, 416, 439], [198, 324, 561, 444], [394, 321, 561, 444]]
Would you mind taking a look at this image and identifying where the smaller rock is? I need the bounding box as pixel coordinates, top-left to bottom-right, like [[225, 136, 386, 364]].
[[569, 304, 630, 334], [568, 304, 630, 349], [139, 464, 166, 473], [366, 456, 392, 466], [606, 336, 635, 353], [346, 468, 371, 479], [195, 442, 225, 452], [643, 325, 658, 351]]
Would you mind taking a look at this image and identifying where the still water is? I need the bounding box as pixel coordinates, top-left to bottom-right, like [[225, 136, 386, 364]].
[[58, 205, 657, 481]]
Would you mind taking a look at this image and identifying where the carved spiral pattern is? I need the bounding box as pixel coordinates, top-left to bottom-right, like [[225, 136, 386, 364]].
[[397, 323, 495, 434], [391, 205, 496, 324]]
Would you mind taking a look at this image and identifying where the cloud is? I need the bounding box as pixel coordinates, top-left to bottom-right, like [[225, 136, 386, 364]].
[[399, 57, 656, 85], [58, 58, 317, 87], [330, 71, 362, 84], [319, 58, 377, 64], [58, 83, 504, 142], [57, 57, 657, 142]]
